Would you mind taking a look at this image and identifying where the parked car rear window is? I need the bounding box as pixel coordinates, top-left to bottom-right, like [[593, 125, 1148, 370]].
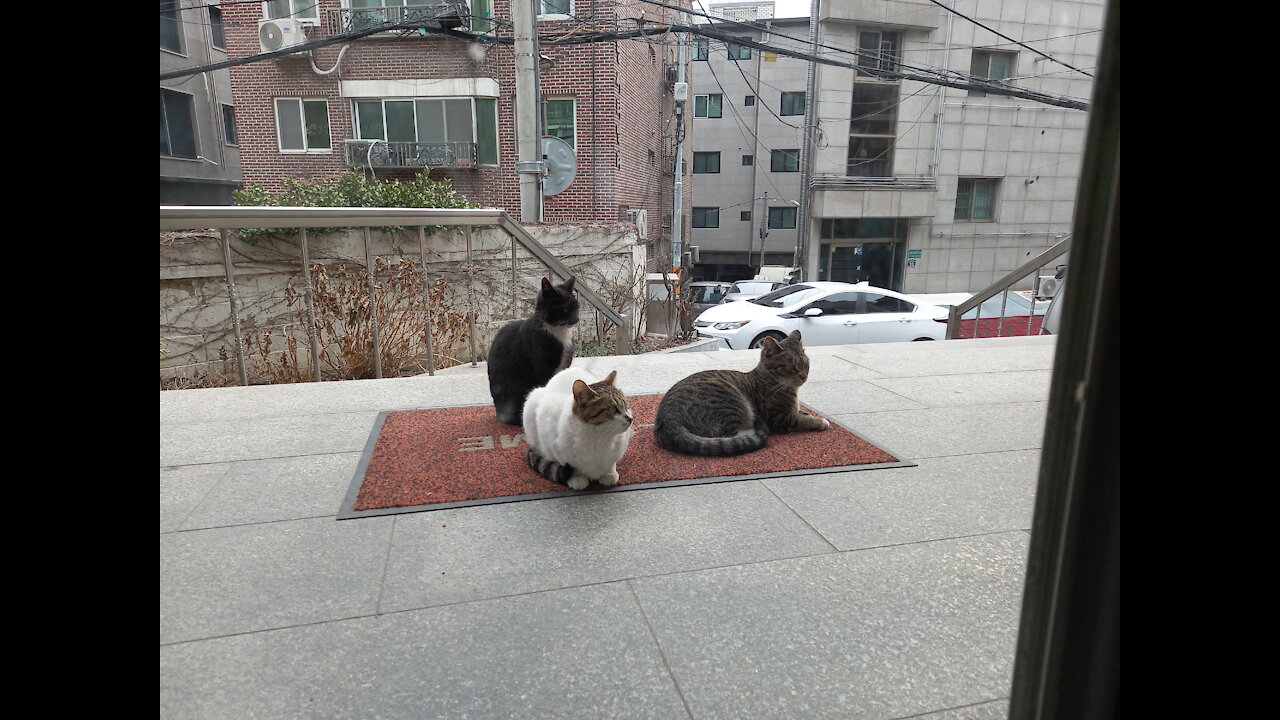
[[751, 284, 824, 307], [692, 286, 726, 303], [864, 293, 915, 313]]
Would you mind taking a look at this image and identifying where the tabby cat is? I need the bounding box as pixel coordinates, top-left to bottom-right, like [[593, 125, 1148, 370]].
[[523, 367, 635, 490], [653, 330, 828, 456], [486, 276, 580, 425]]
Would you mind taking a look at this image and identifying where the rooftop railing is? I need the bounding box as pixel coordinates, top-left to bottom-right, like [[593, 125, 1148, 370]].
[[160, 206, 631, 386]]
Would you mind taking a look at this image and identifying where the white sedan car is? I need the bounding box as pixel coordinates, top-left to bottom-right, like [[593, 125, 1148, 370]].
[[693, 281, 950, 349]]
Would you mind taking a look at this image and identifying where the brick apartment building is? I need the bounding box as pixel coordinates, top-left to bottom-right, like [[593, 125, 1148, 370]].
[[219, 1, 693, 267]]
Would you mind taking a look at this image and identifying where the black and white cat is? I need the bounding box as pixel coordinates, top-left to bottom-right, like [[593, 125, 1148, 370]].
[[523, 367, 635, 490], [486, 276, 580, 425]]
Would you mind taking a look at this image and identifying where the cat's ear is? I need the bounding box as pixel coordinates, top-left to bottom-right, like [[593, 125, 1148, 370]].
[[541, 277, 554, 292], [761, 336, 780, 353], [787, 330, 803, 344], [561, 276, 576, 292], [572, 379, 597, 402], [601, 370, 617, 385]]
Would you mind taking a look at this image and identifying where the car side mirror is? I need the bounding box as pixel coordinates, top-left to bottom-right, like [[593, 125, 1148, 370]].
[[804, 308, 824, 317]]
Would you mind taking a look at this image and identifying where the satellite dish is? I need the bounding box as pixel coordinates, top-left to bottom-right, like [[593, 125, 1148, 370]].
[[540, 136, 576, 196]]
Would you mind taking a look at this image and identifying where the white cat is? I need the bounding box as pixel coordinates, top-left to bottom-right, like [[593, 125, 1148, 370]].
[[522, 367, 635, 490]]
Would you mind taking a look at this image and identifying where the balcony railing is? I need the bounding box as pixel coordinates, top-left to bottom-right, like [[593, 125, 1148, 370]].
[[328, 2, 467, 33], [345, 139, 478, 169], [810, 175, 937, 190]]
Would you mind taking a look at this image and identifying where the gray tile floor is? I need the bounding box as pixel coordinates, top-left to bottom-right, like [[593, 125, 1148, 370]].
[[160, 335, 1055, 719]]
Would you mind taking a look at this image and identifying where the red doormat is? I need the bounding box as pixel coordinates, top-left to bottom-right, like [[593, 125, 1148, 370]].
[[339, 395, 913, 519]]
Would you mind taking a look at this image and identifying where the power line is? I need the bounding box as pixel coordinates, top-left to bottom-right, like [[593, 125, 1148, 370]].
[[923, 0, 1093, 78]]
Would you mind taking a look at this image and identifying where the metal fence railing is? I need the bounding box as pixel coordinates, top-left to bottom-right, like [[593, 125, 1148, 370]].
[[945, 235, 1071, 340], [160, 206, 631, 386]]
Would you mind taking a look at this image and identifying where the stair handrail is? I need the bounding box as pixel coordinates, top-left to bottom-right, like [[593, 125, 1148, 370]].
[[945, 235, 1072, 340]]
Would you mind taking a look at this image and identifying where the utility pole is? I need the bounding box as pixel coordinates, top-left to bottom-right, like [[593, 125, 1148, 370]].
[[756, 190, 768, 273], [671, 10, 688, 273], [513, 0, 543, 224], [796, 0, 820, 281]]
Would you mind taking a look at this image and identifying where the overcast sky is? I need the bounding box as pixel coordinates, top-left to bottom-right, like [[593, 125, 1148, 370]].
[[692, 0, 815, 20]]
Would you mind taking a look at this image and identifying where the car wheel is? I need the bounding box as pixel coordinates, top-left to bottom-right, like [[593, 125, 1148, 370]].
[[749, 331, 786, 349]]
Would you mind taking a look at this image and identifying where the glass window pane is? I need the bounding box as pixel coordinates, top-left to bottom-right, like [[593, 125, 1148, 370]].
[[160, 0, 183, 52], [850, 83, 897, 135], [160, 94, 170, 155], [955, 179, 973, 220], [160, 90, 197, 157], [385, 100, 416, 142], [541, 0, 570, 15], [222, 104, 237, 144], [277, 98, 304, 150], [445, 99, 473, 143], [356, 101, 384, 140], [266, 0, 290, 20], [709, 94, 722, 117], [847, 137, 891, 176], [416, 99, 446, 142], [695, 95, 707, 117], [972, 181, 995, 219], [209, 7, 225, 49], [545, 99, 574, 148], [476, 98, 498, 164], [302, 100, 330, 149], [988, 53, 1012, 82]]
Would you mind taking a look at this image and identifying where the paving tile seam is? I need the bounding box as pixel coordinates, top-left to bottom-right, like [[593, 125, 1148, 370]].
[[624, 580, 696, 720], [830, 399, 1049, 415], [888, 696, 1010, 720], [758, 481, 842, 553], [375, 516, 398, 615], [159, 450, 362, 472], [159, 530, 1028, 648], [872, 444, 1045, 461], [159, 512, 348, 535]]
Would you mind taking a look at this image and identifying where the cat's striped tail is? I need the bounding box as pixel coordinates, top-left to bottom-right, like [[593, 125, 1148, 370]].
[[653, 415, 769, 457], [527, 446, 574, 485]]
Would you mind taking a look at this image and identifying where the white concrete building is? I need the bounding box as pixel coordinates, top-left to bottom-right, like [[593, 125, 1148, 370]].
[[688, 0, 1102, 293]]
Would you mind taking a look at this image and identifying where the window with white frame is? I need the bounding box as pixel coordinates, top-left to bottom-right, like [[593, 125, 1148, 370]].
[[353, 97, 499, 165], [160, 0, 184, 53], [209, 6, 226, 50], [694, 38, 709, 61], [275, 97, 331, 152], [540, 0, 571, 17], [160, 88, 198, 158], [265, 0, 319, 22], [969, 50, 1016, 97], [856, 30, 901, 76], [694, 94, 722, 119], [954, 178, 998, 220], [544, 98, 575, 149]]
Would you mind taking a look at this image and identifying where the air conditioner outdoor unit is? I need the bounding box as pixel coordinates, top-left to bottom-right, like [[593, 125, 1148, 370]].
[[1035, 275, 1062, 299], [627, 209, 648, 239], [259, 18, 307, 53]]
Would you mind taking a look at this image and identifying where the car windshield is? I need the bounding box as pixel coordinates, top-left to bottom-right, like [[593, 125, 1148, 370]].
[[728, 282, 776, 295], [750, 284, 826, 308], [690, 286, 725, 303]]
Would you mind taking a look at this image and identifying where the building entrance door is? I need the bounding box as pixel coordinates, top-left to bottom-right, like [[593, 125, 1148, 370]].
[[820, 241, 899, 288]]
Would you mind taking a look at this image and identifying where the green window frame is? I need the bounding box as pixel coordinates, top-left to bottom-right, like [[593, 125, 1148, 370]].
[[768, 207, 797, 229], [545, 98, 575, 149], [969, 50, 1016, 97], [780, 91, 805, 116], [955, 178, 997, 221], [694, 94, 723, 119], [692, 152, 720, 174], [770, 149, 799, 172], [692, 207, 720, 228]]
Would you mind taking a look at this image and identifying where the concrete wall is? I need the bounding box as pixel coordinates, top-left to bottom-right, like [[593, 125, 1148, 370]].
[[160, 224, 646, 384]]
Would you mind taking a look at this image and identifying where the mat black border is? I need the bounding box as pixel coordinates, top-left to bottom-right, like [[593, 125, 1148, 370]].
[[337, 401, 917, 520]]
